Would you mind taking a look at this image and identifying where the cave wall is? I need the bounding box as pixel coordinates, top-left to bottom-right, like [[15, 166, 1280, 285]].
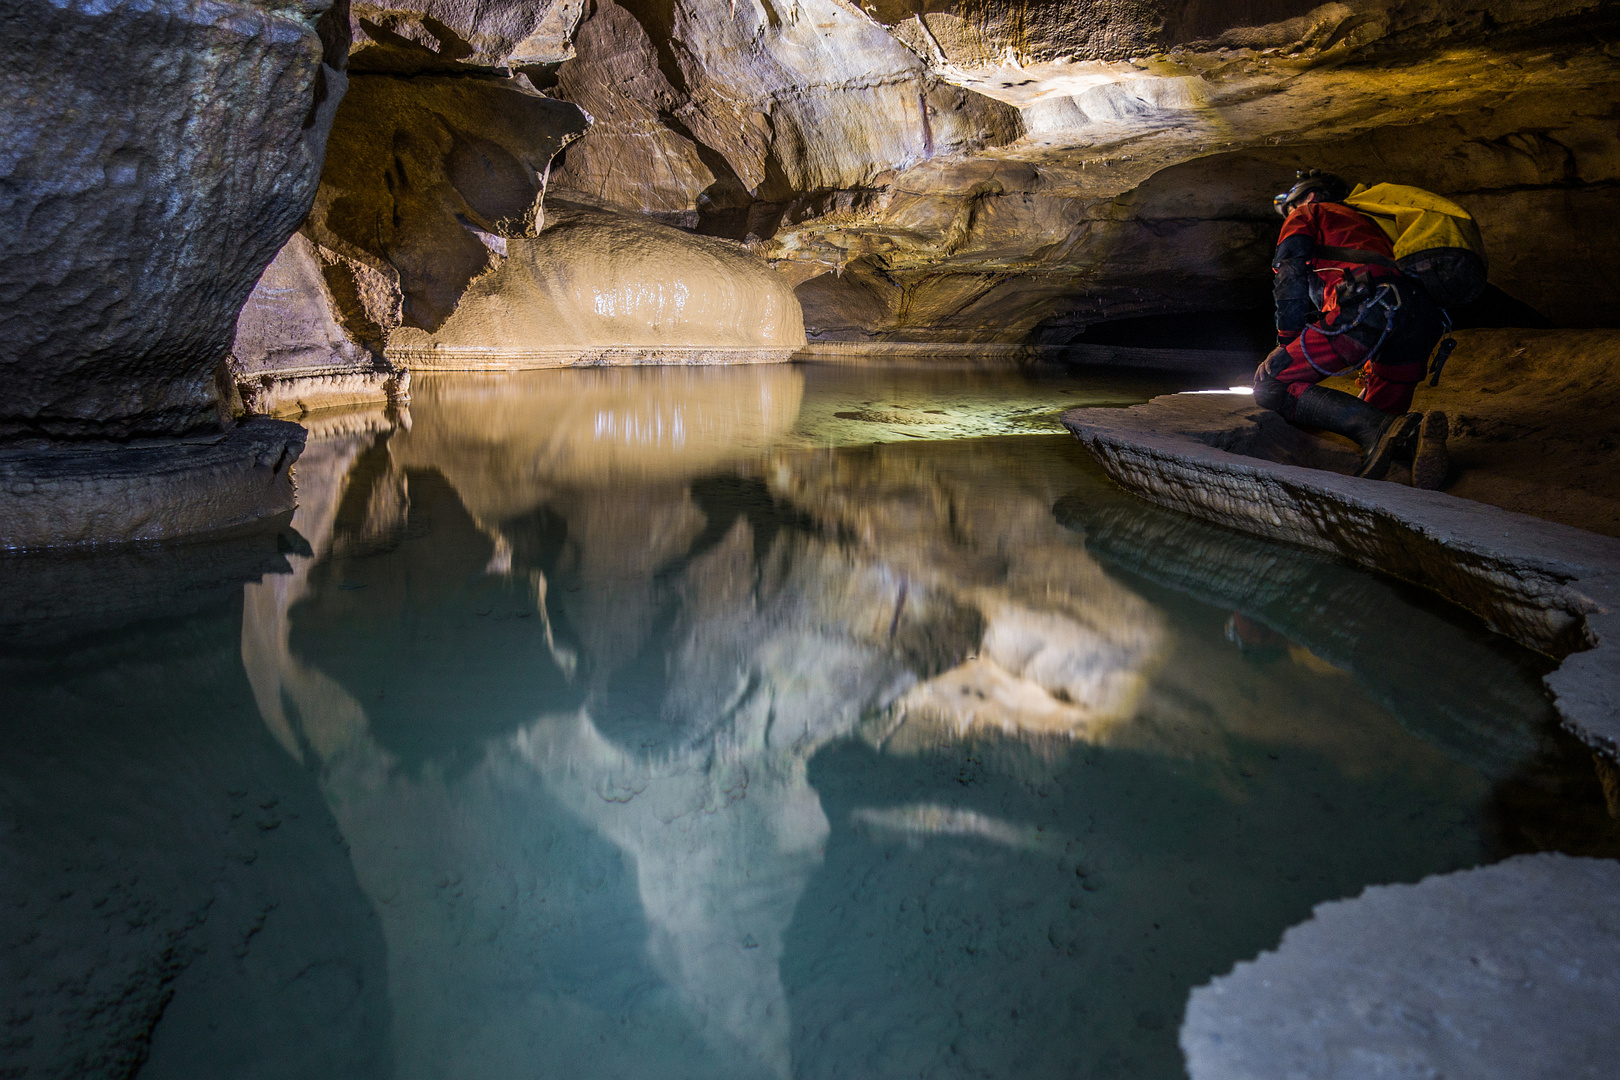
[[545, 0, 1023, 230], [764, 0, 1620, 341], [793, 84, 1620, 345], [0, 0, 350, 439], [8, 0, 1619, 448]]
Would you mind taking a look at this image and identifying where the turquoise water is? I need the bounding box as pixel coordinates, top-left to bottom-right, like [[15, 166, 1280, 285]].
[[2, 364, 1611, 1080]]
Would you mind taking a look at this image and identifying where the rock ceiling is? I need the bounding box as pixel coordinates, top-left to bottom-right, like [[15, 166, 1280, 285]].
[[345, 0, 1620, 342]]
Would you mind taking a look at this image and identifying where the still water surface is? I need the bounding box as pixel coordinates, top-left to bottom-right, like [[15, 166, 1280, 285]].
[[3, 363, 1611, 1080]]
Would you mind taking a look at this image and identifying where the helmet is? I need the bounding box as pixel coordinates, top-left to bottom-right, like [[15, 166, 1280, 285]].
[[1273, 169, 1351, 216]]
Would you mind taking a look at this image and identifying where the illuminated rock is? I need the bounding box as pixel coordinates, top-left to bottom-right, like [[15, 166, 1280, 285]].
[[229, 233, 410, 418], [349, 0, 582, 70], [1183, 854, 1620, 1080], [386, 209, 806, 370]]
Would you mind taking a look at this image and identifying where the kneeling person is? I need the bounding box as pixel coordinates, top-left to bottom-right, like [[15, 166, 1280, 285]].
[[1253, 170, 1444, 481]]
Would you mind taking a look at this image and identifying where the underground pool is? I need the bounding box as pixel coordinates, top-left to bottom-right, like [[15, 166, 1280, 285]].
[[3, 364, 1613, 1080]]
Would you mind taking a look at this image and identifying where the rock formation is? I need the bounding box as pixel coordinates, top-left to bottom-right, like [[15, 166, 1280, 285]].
[[229, 233, 411, 418], [386, 208, 806, 369], [0, 0, 349, 439], [0, 0, 348, 547], [1182, 854, 1620, 1080], [534, 0, 1620, 341], [9, 0, 1620, 533]]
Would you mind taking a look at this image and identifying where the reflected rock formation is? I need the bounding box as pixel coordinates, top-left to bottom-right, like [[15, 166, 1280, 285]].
[[241, 374, 1166, 1077], [1051, 486, 1557, 779]]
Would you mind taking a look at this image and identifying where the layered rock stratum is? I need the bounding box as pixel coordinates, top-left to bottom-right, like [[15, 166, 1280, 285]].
[[523, 0, 1620, 340]]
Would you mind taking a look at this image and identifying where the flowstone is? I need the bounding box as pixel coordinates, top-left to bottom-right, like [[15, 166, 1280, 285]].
[[1181, 854, 1620, 1080]]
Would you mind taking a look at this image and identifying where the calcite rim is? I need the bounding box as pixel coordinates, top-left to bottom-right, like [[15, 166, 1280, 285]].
[[1060, 394, 1620, 761]]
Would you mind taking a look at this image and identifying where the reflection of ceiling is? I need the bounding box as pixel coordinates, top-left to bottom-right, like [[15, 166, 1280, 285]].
[[230, 390, 1560, 1077], [240, 403, 1174, 1077]]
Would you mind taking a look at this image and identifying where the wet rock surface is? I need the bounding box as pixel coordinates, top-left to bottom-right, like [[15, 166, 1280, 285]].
[[1182, 853, 1620, 1080], [0, 418, 308, 550], [0, 0, 348, 439], [1058, 374, 1620, 760]]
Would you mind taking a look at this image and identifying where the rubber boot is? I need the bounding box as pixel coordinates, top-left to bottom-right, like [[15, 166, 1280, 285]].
[[1411, 410, 1450, 490], [1289, 384, 1422, 480]]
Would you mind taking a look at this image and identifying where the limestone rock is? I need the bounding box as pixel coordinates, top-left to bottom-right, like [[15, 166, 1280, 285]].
[[230, 232, 410, 417], [547, 0, 1023, 224], [387, 208, 806, 368], [0, 419, 307, 550], [760, 0, 1620, 341], [1181, 854, 1620, 1080], [0, 0, 349, 439], [305, 71, 590, 337], [349, 0, 582, 70]]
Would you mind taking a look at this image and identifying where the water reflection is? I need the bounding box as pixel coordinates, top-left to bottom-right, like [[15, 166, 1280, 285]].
[[231, 368, 1578, 1079]]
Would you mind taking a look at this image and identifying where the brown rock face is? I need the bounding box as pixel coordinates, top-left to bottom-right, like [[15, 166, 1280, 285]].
[[781, 1, 1620, 341], [306, 71, 590, 337], [524, 0, 1619, 341], [547, 0, 1023, 228], [0, 0, 350, 439], [349, 0, 583, 69]]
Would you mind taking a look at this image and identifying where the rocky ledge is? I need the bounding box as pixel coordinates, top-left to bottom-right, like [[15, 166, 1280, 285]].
[[1061, 387, 1620, 1078], [1181, 853, 1620, 1080], [1059, 392, 1620, 1078], [1060, 392, 1620, 759], [0, 419, 306, 551]]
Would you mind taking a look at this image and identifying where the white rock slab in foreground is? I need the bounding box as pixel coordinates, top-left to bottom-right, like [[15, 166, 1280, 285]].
[[1181, 854, 1620, 1080], [1061, 394, 1620, 758]]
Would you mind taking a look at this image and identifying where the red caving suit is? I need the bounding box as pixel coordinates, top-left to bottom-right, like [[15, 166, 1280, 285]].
[[1263, 200, 1442, 414]]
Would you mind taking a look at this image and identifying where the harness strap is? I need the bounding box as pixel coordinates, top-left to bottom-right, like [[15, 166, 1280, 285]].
[[1315, 245, 1400, 272], [1299, 282, 1402, 374]]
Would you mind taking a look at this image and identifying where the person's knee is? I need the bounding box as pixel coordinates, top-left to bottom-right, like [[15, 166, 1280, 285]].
[[1253, 363, 1292, 414]]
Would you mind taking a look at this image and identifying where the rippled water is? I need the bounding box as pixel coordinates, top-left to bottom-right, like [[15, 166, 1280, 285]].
[[3, 364, 1613, 1080]]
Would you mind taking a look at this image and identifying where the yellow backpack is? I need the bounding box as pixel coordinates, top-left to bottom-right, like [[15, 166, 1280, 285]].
[[1344, 183, 1489, 309]]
